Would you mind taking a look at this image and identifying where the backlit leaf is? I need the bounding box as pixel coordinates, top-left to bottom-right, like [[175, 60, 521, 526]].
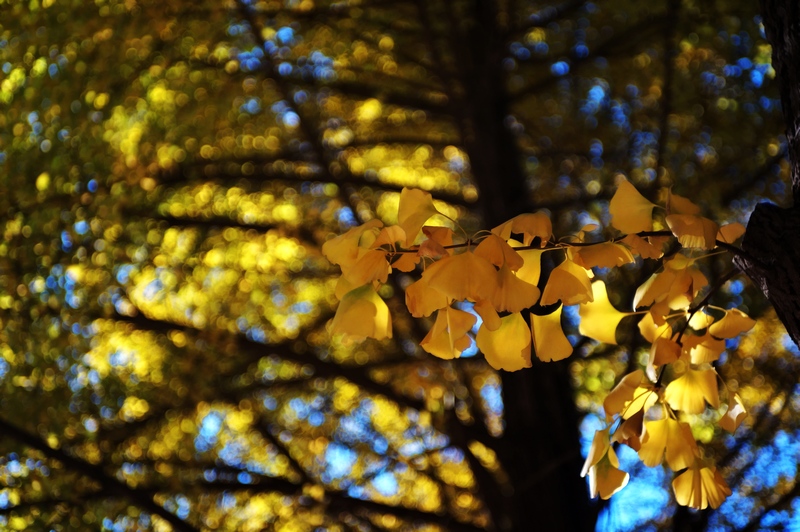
[[420, 306, 476, 359], [474, 233, 524, 270], [423, 251, 498, 302], [664, 366, 720, 414], [666, 214, 719, 250], [639, 418, 698, 470], [492, 212, 552, 246], [331, 285, 392, 340], [540, 258, 593, 306], [708, 309, 756, 338], [672, 462, 731, 509], [719, 393, 747, 433], [491, 264, 541, 313], [398, 187, 441, 246], [531, 306, 572, 362], [476, 312, 532, 371], [604, 370, 644, 421], [609, 179, 656, 233], [579, 281, 631, 345]]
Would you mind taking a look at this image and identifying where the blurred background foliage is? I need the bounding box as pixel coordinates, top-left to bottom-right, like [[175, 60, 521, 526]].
[[0, 0, 796, 530]]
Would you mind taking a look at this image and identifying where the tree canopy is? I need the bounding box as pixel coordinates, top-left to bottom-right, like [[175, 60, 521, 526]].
[[0, 0, 798, 531]]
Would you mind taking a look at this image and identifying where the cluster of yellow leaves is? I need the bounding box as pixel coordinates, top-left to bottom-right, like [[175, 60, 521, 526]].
[[323, 180, 756, 509]]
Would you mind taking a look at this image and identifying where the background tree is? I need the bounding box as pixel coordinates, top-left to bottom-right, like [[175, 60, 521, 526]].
[[0, 0, 798, 531]]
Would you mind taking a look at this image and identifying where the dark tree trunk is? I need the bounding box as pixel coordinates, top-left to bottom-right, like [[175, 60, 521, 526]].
[[738, 1, 800, 349], [456, 4, 593, 530]]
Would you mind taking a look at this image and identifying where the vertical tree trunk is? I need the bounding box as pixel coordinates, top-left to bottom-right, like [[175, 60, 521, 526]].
[[458, 4, 593, 529], [737, 1, 800, 350]]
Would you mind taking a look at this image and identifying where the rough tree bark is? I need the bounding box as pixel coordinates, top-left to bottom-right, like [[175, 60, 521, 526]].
[[737, 1, 800, 349], [456, 4, 594, 531]]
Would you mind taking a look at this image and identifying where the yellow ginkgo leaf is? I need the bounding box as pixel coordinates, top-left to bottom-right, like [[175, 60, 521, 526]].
[[651, 337, 681, 366], [372, 225, 406, 248], [688, 311, 715, 330], [717, 222, 746, 243], [492, 212, 552, 246], [510, 243, 544, 286], [475, 234, 524, 270], [420, 306, 476, 359], [423, 251, 499, 302], [476, 312, 532, 371], [531, 306, 572, 362], [621, 234, 668, 259], [571, 242, 635, 269], [582, 429, 629, 500], [322, 219, 383, 268], [664, 366, 720, 414], [604, 369, 644, 421], [719, 393, 747, 433], [582, 428, 610, 477], [540, 258, 593, 306], [639, 418, 698, 470], [345, 248, 390, 286], [579, 281, 631, 345], [609, 179, 656, 233], [666, 214, 719, 250], [405, 276, 449, 318], [422, 225, 454, 247], [623, 386, 659, 420], [474, 299, 501, 331], [391, 251, 420, 272], [638, 312, 673, 343], [686, 334, 725, 364], [661, 189, 701, 215], [612, 408, 644, 451], [708, 309, 756, 339], [398, 187, 440, 246], [331, 284, 392, 340], [672, 461, 731, 510], [491, 264, 541, 313]]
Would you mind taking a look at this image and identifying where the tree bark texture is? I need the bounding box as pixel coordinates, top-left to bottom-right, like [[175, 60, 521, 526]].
[[739, 1, 800, 349], [456, 5, 593, 529]]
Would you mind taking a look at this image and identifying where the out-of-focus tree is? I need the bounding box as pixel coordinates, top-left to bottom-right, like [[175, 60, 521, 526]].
[[0, 0, 797, 531]]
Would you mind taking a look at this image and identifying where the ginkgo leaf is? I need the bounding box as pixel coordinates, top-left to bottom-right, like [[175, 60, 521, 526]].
[[672, 462, 731, 510], [651, 337, 681, 366], [688, 311, 715, 330], [398, 187, 440, 246], [391, 252, 420, 272], [716, 222, 746, 243], [420, 306, 476, 359], [571, 243, 635, 269], [405, 277, 449, 318], [531, 306, 572, 362], [666, 214, 719, 250], [540, 258, 593, 306], [331, 284, 392, 340], [419, 225, 454, 259], [423, 251, 498, 302], [510, 243, 544, 286], [633, 270, 676, 310], [492, 212, 552, 246], [579, 281, 631, 345], [639, 418, 698, 470], [661, 189, 701, 215], [582, 429, 629, 499], [589, 448, 630, 500], [372, 225, 406, 248], [474, 299, 501, 331], [638, 312, 672, 344], [322, 219, 383, 268], [582, 428, 611, 477], [621, 234, 668, 259], [609, 179, 656, 233], [664, 366, 720, 414], [475, 233, 524, 270], [491, 264, 541, 313], [686, 334, 726, 364], [623, 386, 659, 420], [476, 312, 532, 371], [345, 248, 390, 286], [422, 225, 454, 246], [708, 309, 756, 339], [719, 393, 747, 433], [604, 370, 644, 421], [612, 408, 644, 451]]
